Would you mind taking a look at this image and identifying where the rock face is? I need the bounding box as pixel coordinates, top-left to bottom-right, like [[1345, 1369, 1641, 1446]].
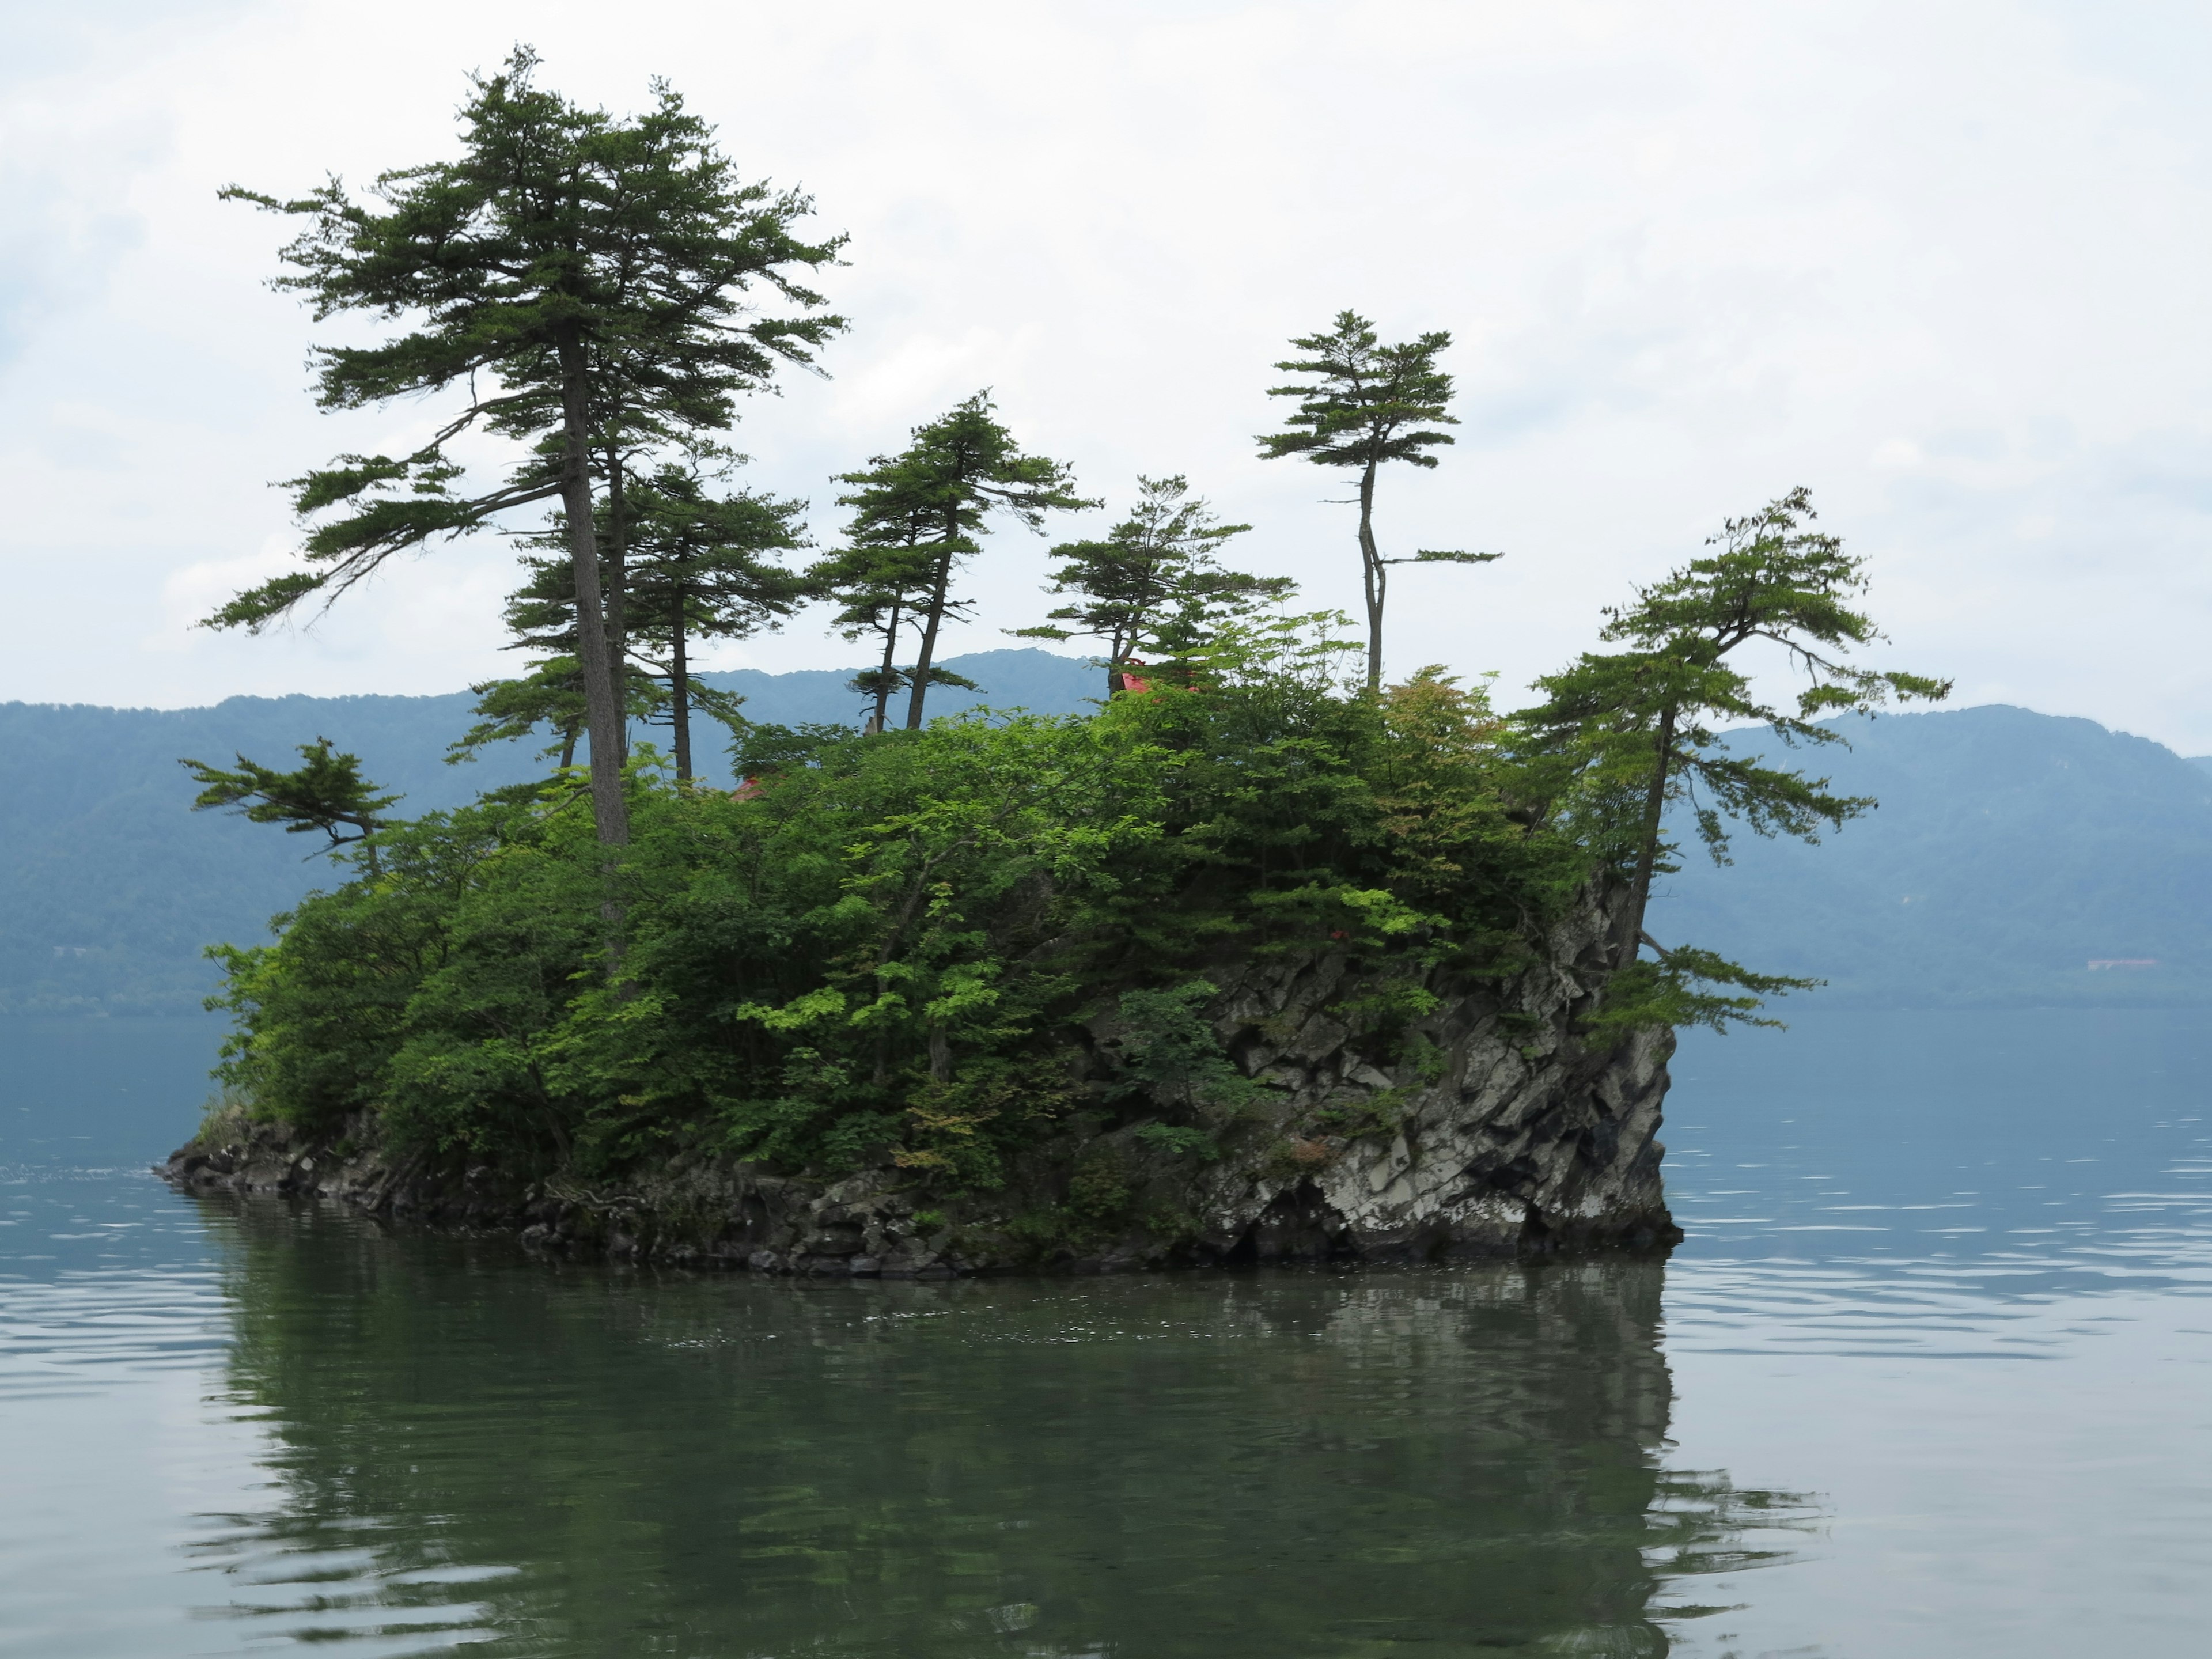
[[164, 883, 1680, 1273]]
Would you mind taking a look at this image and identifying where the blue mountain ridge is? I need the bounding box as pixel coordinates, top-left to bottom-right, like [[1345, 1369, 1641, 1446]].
[[0, 650, 2203, 1014], [1649, 705, 2212, 1007]]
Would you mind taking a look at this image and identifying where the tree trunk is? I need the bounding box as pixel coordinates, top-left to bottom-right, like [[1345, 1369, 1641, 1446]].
[[555, 329, 630, 851], [603, 445, 630, 767], [669, 585, 692, 783], [903, 543, 954, 730], [868, 594, 904, 734], [1615, 703, 1677, 969], [1357, 460, 1384, 691]]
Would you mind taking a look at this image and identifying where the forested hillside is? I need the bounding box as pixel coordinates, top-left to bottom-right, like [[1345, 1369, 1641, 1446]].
[[0, 650, 1095, 1015], [1651, 704, 2212, 1007]]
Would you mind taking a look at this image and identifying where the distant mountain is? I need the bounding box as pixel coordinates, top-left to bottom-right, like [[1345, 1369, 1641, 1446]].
[[1649, 705, 2212, 1008], [0, 650, 1097, 1016]]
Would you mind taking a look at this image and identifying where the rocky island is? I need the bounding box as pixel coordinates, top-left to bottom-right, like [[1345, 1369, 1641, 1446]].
[[164, 485, 1937, 1277], [164, 58, 1942, 1279]]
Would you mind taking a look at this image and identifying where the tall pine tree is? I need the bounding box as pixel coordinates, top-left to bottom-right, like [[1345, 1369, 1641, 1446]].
[[210, 48, 844, 849], [1259, 311, 1497, 691]]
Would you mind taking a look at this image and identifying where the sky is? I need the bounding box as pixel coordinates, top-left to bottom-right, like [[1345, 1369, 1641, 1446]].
[[5, 0, 2212, 751]]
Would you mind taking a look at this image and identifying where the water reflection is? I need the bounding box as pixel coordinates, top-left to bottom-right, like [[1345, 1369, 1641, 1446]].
[[191, 1199, 1813, 1657]]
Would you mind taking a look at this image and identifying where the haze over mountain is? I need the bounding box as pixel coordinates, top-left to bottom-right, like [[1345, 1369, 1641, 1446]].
[[0, 650, 2203, 1016], [1650, 706, 2212, 1009]]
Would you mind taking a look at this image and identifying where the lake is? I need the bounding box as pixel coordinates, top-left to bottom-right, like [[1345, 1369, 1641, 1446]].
[[1, 1009, 2206, 1657]]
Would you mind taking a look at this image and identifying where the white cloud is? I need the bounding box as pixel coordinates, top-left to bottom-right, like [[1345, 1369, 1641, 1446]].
[[2, 0, 2211, 748], [154, 538, 298, 646]]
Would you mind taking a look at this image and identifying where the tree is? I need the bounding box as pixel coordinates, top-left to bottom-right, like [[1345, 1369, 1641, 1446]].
[[861, 393, 1093, 729], [1259, 310, 1498, 691], [622, 467, 810, 780], [446, 551, 671, 772], [1015, 475, 1287, 693], [210, 48, 844, 851], [451, 469, 805, 782], [1518, 487, 1950, 994], [809, 452, 969, 734], [181, 740, 399, 877], [448, 656, 599, 771]]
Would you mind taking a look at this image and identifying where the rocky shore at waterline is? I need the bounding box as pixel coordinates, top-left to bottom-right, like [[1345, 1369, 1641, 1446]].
[[163, 896, 1683, 1274]]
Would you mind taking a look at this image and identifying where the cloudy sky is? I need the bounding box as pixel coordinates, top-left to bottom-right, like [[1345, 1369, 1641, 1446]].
[[6, 0, 2211, 749]]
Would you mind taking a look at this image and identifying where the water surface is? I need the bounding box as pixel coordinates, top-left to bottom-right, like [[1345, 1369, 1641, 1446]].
[[1, 1010, 2206, 1656]]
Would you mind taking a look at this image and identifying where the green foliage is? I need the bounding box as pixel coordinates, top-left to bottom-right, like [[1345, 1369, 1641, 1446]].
[[182, 740, 399, 874], [1258, 309, 1497, 688], [1109, 980, 1260, 1120], [1066, 1148, 1134, 1221], [1516, 487, 1951, 990], [1014, 475, 1284, 692], [1581, 950, 1817, 1036], [211, 646, 1599, 1183], [1131, 1123, 1221, 1160], [813, 393, 1093, 732]]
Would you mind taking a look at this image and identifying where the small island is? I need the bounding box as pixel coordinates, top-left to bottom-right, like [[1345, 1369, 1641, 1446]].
[[164, 52, 1944, 1272]]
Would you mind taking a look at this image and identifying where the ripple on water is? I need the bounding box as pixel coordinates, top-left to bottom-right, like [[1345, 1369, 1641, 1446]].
[[0, 1168, 231, 1402]]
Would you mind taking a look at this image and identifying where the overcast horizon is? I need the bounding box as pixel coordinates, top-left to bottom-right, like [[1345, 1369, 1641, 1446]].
[[7, 1, 2212, 748]]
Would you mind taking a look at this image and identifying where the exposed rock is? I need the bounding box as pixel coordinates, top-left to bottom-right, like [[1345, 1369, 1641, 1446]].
[[162, 882, 1680, 1271]]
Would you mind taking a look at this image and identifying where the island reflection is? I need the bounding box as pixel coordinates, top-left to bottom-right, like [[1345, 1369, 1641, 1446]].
[[191, 1199, 1814, 1657]]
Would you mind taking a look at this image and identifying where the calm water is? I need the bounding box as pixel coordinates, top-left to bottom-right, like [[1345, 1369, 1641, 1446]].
[[1, 1012, 2207, 1657]]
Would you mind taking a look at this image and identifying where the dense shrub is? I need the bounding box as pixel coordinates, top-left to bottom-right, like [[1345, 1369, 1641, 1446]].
[[211, 630, 1596, 1189]]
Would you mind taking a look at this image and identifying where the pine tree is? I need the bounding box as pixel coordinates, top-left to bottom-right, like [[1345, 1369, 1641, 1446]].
[[209, 48, 844, 850], [1259, 311, 1498, 690], [873, 393, 1093, 728], [1016, 475, 1287, 693], [1519, 487, 1950, 978], [181, 740, 399, 877], [622, 467, 810, 779], [809, 452, 958, 733]]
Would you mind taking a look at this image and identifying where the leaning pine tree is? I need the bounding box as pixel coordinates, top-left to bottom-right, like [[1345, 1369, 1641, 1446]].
[[181, 740, 398, 877], [207, 47, 844, 853], [1517, 486, 1951, 1028]]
